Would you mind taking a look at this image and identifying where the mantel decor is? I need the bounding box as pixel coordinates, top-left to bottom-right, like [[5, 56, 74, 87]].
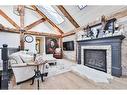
[[77, 17, 124, 41]]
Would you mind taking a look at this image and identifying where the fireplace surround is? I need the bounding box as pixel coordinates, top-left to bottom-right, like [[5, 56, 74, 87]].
[[77, 35, 125, 77]]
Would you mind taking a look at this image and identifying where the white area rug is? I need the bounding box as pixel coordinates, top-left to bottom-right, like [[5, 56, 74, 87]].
[[47, 59, 113, 83], [47, 59, 74, 77]]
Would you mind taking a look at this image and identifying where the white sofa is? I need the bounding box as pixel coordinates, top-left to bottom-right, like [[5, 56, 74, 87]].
[[9, 52, 56, 83], [9, 51, 36, 83]]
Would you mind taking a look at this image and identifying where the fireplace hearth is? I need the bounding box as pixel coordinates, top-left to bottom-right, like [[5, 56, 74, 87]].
[[84, 49, 106, 72]]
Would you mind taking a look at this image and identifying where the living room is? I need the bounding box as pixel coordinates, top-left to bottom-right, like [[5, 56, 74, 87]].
[[1, 1, 127, 94]]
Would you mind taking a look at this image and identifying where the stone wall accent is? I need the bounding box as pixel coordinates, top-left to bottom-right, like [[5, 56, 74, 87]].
[[121, 32, 127, 75], [62, 34, 77, 61]]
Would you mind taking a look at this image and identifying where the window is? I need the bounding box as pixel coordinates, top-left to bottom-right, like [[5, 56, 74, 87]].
[[78, 5, 87, 10], [36, 5, 64, 25]]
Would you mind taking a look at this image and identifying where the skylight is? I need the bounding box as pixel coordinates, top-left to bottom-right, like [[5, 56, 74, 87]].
[[78, 5, 87, 10], [36, 5, 64, 25]]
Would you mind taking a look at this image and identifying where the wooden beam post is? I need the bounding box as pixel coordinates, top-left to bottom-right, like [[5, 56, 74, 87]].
[[24, 18, 46, 30], [57, 5, 80, 28], [31, 5, 64, 34], [19, 5, 25, 50], [0, 9, 20, 29]]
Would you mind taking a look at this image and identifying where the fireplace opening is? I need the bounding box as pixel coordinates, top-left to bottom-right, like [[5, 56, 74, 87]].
[[84, 49, 107, 72]]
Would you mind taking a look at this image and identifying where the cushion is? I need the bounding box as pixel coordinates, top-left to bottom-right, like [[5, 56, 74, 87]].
[[19, 54, 33, 63], [9, 57, 18, 64], [35, 56, 46, 64], [9, 51, 34, 64], [9, 53, 24, 64], [55, 48, 61, 53]]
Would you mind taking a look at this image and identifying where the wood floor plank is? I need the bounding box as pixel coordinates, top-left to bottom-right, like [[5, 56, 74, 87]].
[[9, 71, 127, 90]]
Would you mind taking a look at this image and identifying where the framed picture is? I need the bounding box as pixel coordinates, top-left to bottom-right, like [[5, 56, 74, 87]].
[[45, 37, 59, 54]]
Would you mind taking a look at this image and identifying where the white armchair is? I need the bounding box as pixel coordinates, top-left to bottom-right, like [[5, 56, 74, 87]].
[[9, 51, 35, 83]]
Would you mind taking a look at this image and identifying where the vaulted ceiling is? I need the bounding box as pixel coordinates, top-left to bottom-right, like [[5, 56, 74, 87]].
[[0, 5, 127, 37]]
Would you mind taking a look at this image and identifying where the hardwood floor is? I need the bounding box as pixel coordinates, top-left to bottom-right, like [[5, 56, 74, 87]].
[[10, 71, 127, 90]]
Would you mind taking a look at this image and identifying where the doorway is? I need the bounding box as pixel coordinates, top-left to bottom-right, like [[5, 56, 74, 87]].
[[36, 38, 41, 54]]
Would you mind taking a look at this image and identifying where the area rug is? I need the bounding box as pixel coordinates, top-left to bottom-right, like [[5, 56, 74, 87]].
[[46, 59, 113, 83], [47, 60, 74, 77]]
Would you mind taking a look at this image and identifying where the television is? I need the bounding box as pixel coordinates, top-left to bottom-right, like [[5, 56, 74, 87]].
[[63, 41, 74, 51]]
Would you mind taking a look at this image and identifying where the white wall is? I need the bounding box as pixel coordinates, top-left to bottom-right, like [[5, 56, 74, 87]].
[[24, 35, 36, 53], [62, 34, 76, 61], [0, 32, 20, 63], [0, 32, 20, 48], [24, 7, 41, 26], [29, 22, 61, 35]]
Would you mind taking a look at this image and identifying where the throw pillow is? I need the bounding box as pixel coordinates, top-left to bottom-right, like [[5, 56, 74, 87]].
[[35, 56, 46, 64]]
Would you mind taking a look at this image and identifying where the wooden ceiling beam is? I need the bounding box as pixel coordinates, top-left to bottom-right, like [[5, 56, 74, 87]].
[[0, 9, 20, 29], [24, 18, 46, 30], [0, 25, 19, 33], [109, 8, 127, 19], [62, 31, 76, 38], [27, 31, 61, 37], [57, 5, 80, 28], [31, 5, 64, 34], [0, 25, 61, 37]]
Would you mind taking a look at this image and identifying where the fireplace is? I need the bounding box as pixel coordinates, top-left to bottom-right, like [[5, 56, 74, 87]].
[[84, 49, 107, 72], [77, 35, 125, 77]]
